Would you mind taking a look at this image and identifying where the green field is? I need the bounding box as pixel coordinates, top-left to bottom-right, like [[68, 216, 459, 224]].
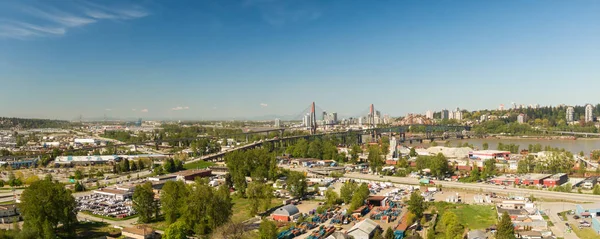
[[81, 211, 138, 221], [570, 223, 599, 239], [431, 202, 497, 230], [75, 221, 120, 238], [183, 160, 216, 170], [231, 196, 281, 223], [449, 204, 497, 229]]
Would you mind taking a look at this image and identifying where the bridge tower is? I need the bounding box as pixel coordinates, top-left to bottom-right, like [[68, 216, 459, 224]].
[[310, 102, 317, 135]]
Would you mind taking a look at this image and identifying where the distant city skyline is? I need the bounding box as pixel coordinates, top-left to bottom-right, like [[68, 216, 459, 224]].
[[1, 0, 599, 120]]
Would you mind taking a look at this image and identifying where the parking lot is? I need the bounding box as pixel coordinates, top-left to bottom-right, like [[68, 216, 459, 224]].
[[76, 194, 135, 219]]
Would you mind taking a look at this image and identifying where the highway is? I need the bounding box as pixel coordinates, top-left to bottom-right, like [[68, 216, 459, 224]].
[[339, 172, 600, 203]]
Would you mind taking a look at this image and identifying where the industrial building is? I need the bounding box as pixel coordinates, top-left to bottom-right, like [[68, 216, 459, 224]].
[[171, 169, 212, 182], [271, 205, 300, 222], [469, 150, 511, 161], [0, 204, 20, 224], [0, 156, 39, 168], [490, 174, 551, 186], [543, 173, 568, 187], [347, 218, 380, 239]]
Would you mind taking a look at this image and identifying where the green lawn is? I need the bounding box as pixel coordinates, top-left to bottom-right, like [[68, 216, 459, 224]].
[[81, 211, 138, 221], [74, 221, 120, 238], [449, 204, 497, 230], [570, 223, 599, 239], [431, 202, 497, 230], [231, 196, 281, 223], [183, 160, 216, 170]]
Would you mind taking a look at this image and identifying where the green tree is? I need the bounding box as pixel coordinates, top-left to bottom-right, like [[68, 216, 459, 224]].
[[325, 188, 339, 206], [592, 184, 600, 195], [384, 227, 395, 239], [407, 192, 426, 219], [350, 183, 370, 211], [164, 159, 176, 173], [73, 170, 84, 180], [286, 171, 307, 198], [482, 142, 489, 150], [19, 177, 77, 238], [409, 147, 417, 157], [183, 179, 232, 235], [373, 229, 384, 239], [350, 144, 362, 163], [164, 220, 188, 239], [340, 180, 358, 204], [496, 212, 516, 239], [258, 220, 278, 239], [482, 159, 497, 179], [133, 182, 157, 223], [74, 181, 85, 192], [161, 180, 188, 225], [368, 146, 384, 174]]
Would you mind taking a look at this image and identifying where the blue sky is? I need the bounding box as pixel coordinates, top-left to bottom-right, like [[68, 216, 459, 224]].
[[1, 0, 599, 120]]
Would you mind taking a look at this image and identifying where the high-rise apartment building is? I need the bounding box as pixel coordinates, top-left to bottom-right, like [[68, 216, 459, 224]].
[[441, 109, 449, 120], [426, 110, 433, 119], [451, 107, 462, 121], [517, 113, 528, 124], [566, 106, 575, 123], [274, 118, 281, 128], [585, 104, 594, 123]]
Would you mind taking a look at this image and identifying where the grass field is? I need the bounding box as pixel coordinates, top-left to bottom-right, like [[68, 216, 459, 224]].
[[431, 202, 497, 231], [449, 204, 497, 230], [81, 211, 138, 221], [570, 223, 599, 239], [183, 160, 215, 170], [231, 196, 281, 223], [74, 221, 120, 238]]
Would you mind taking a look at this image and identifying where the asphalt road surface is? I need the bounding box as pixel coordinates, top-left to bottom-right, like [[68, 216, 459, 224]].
[[341, 172, 600, 203]]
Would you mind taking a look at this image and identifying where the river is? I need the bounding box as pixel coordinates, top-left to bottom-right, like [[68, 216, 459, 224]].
[[456, 138, 600, 155]]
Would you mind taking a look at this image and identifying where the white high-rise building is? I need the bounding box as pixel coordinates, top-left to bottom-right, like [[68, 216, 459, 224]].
[[274, 118, 281, 128], [585, 104, 594, 123], [389, 136, 398, 158], [425, 110, 433, 119], [517, 114, 528, 124], [441, 109, 449, 120], [499, 104, 505, 111], [303, 113, 312, 128], [566, 106, 575, 123], [451, 107, 462, 121]]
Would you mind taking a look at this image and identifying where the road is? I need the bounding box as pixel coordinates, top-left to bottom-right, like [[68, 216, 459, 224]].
[[538, 202, 579, 239], [340, 172, 600, 203], [77, 212, 138, 228]]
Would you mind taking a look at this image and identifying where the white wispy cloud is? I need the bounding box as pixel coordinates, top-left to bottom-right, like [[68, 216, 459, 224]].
[[0, 2, 150, 39], [105, 108, 112, 111], [260, 103, 268, 107], [132, 109, 137, 111], [140, 109, 148, 113], [171, 106, 190, 111]]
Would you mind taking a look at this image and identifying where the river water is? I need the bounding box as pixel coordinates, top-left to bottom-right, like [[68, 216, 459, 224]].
[[457, 138, 600, 155]]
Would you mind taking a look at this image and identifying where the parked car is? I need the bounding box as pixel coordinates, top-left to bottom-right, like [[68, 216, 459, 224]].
[[573, 215, 580, 220]]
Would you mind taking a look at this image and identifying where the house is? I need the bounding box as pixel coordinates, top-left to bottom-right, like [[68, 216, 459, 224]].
[[348, 219, 380, 239], [122, 226, 158, 239], [271, 205, 300, 222], [517, 231, 542, 239], [467, 229, 488, 239], [171, 169, 212, 181]]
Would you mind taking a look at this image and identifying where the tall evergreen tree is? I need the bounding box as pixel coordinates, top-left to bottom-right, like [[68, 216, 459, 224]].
[[496, 212, 516, 239]]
